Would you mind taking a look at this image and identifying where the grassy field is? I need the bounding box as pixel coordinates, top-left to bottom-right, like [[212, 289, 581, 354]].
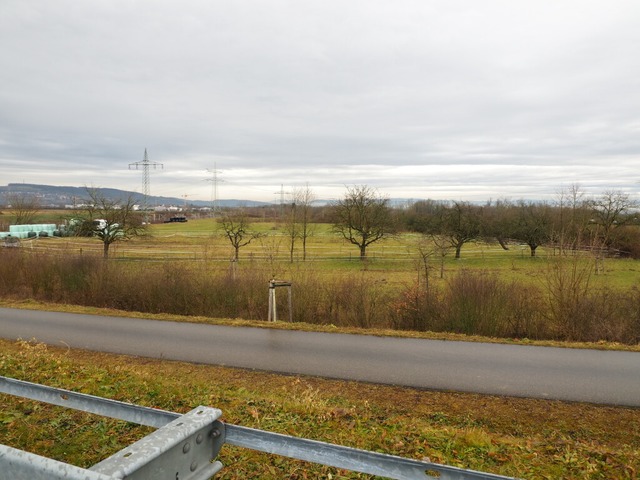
[[12, 217, 640, 288], [2, 338, 639, 479]]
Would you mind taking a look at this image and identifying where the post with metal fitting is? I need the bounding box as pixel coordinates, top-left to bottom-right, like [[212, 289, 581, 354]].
[[268, 279, 292, 322], [268, 279, 275, 322]]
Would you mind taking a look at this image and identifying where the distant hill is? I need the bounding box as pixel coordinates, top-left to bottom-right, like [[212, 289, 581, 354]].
[[0, 184, 269, 208], [1, 183, 434, 210]]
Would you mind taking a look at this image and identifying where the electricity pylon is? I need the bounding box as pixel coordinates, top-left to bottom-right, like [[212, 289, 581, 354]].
[[206, 164, 223, 218], [274, 184, 291, 218], [129, 148, 163, 209]]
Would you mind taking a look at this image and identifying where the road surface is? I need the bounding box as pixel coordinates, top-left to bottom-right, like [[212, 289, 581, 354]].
[[1, 307, 639, 406]]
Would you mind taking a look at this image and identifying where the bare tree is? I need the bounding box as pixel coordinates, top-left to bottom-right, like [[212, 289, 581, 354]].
[[414, 238, 441, 290], [7, 193, 40, 224], [431, 235, 453, 278], [422, 201, 483, 259], [283, 201, 300, 263], [480, 198, 512, 251], [296, 184, 316, 261], [408, 201, 482, 259], [219, 209, 263, 261], [587, 190, 638, 273], [588, 190, 637, 243], [553, 183, 590, 252], [332, 185, 394, 260], [259, 236, 285, 278], [283, 184, 316, 262], [511, 200, 553, 257], [80, 189, 146, 259]]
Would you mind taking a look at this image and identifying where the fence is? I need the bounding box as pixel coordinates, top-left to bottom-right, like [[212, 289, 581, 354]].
[[0, 375, 516, 480]]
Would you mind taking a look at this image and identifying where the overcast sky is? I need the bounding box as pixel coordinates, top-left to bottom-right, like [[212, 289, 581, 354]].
[[1, 1, 639, 203]]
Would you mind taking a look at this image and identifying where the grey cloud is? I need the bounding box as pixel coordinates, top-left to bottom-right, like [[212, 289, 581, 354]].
[[1, 0, 639, 202]]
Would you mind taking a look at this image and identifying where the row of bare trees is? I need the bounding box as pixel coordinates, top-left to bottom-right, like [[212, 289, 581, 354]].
[[218, 185, 395, 262], [404, 188, 639, 259], [325, 184, 639, 262], [66, 185, 640, 262], [219, 184, 317, 262], [3, 184, 638, 261]]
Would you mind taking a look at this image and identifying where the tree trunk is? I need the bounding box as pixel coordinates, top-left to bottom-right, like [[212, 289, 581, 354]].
[[103, 242, 110, 259], [289, 237, 295, 263], [497, 237, 510, 250], [530, 244, 538, 257], [360, 244, 367, 260]]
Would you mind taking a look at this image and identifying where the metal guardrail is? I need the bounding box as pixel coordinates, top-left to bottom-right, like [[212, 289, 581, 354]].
[[0, 376, 517, 480]]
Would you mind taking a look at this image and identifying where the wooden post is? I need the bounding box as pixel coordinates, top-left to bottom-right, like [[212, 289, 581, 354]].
[[268, 281, 276, 322], [268, 279, 292, 322]]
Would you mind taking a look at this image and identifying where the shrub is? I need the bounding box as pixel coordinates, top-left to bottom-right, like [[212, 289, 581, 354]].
[[542, 255, 593, 341], [0, 249, 25, 296], [441, 270, 534, 337], [562, 287, 640, 343], [609, 226, 640, 259], [391, 272, 547, 339], [390, 282, 443, 332]]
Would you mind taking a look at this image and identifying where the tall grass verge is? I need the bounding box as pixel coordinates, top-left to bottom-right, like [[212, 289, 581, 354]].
[[1, 249, 638, 343], [392, 270, 546, 339], [442, 270, 544, 338]]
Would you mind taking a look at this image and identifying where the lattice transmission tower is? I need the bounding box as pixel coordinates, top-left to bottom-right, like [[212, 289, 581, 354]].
[[274, 184, 291, 218], [206, 164, 223, 218], [129, 148, 163, 208]]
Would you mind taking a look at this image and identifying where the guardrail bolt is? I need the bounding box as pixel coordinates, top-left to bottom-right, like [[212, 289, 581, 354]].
[[182, 442, 191, 454], [196, 433, 203, 444], [190, 461, 198, 472], [211, 428, 221, 438]]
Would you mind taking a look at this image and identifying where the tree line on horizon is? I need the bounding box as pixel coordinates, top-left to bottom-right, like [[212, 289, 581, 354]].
[[221, 184, 640, 261], [2, 184, 639, 261]]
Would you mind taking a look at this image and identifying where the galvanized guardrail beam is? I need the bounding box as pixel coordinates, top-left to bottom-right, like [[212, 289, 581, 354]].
[[0, 376, 517, 480], [0, 444, 114, 480], [0, 375, 178, 427]]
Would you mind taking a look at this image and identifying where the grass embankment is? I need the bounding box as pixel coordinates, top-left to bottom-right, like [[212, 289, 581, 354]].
[[1, 339, 639, 479]]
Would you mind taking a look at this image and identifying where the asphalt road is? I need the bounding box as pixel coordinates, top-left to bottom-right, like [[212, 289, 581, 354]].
[[1, 307, 639, 407]]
